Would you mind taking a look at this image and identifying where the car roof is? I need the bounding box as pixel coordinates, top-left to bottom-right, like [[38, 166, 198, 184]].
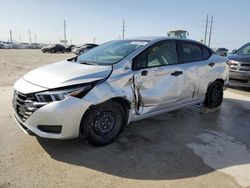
[[125, 36, 206, 45], [125, 36, 214, 52]]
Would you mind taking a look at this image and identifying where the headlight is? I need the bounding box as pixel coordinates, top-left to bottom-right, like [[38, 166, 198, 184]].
[[35, 85, 92, 102], [228, 60, 238, 66]]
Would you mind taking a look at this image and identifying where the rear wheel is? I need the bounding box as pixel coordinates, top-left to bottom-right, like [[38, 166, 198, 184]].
[[205, 81, 223, 108], [50, 49, 55, 53], [81, 101, 126, 146]]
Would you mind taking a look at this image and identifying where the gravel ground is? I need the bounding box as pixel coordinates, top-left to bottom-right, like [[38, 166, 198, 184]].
[[0, 49, 250, 188], [0, 49, 73, 87]]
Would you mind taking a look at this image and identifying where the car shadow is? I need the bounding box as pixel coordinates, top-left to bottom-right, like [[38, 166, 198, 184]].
[[37, 97, 250, 180]]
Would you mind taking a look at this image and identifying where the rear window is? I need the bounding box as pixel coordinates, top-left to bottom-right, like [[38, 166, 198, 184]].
[[181, 42, 203, 63]]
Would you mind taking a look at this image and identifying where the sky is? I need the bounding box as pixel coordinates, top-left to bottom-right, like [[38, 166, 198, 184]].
[[0, 0, 249, 49]]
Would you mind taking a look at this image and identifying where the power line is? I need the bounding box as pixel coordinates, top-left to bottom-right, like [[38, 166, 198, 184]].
[[19, 34, 22, 43], [9, 30, 13, 44], [208, 15, 213, 47], [204, 14, 209, 45], [63, 19, 67, 45], [122, 19, 125, 39], [28, 29, 31, 44]]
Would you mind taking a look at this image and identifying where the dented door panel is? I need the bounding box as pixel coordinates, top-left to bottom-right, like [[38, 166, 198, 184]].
[[133, 65, 185, 114], [180, 60, 208, 101]]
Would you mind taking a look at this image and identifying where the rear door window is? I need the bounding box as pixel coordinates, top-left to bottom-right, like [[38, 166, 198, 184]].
[[202, 46, 211, 59], [180, 42, 203, 63]]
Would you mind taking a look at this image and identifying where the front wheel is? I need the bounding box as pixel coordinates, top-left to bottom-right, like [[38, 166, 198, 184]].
[[205, 81, 223, 108], [81, 101, 126, 146]]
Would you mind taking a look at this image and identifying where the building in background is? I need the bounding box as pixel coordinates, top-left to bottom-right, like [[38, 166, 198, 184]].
[[167, 30, 189, 39]]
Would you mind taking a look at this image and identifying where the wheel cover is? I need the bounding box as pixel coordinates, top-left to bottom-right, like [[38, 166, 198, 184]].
[[94, 110, 116, 136], [209, 84, 222, 107]]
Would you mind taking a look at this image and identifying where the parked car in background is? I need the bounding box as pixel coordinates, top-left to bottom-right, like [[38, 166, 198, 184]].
[[65, 45, 76, 52], [41, 44, 66, 53], [0, 43, 4, 49], [3, 42, 12, 49], [30, 43, 42, 49], [72, 43, 98, 55], [18, 43, 30, 49], [228, 43, 250, 87], [13, 37, 229, 146], [215, 48, 228, 57]]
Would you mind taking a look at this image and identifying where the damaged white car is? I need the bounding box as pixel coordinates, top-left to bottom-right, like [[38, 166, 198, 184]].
[[13, 37, 229, 146]]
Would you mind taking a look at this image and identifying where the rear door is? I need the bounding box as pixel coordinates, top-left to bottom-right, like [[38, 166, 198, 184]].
[[132, 40, 186, 114], [177, 41, 213, 101]]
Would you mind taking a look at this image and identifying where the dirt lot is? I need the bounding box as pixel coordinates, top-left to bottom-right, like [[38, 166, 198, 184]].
[[0, 49, 250, 188]]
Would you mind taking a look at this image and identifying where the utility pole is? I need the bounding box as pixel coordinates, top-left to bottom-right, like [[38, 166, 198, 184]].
[[122, 19, 125, 39], [63, 19, 67, 45], [93, 37, 96, 44], [204, 14, 209, 45], [9, 30, 13, 44], [28, 29, 31, 44], [208, 15, 213, 47]]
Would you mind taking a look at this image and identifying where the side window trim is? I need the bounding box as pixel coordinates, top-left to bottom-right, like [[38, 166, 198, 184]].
[[132, 40, 179, 70]]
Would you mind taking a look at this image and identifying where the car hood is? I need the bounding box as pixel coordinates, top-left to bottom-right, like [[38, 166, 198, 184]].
[[228, 54, 250, 62], [23, 60, 112, 89]]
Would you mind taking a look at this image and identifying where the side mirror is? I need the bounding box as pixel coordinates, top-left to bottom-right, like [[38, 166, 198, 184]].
[[232, 49, 237, 54]]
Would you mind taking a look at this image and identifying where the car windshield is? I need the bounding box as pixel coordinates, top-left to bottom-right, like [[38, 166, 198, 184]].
[[77, 40, 148, 65], [237, 43, 250, 55]]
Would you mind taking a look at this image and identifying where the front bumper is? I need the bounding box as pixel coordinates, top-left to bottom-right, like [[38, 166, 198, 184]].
[[229, 70, 250, 87], [13, 96, 91, 139]]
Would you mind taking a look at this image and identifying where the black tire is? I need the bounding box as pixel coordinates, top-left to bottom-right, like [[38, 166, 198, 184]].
[[81, 101, 126, 146], [205, 80, 223, 108], [50, 49, 55, 53], [62, 49, 65, 53]]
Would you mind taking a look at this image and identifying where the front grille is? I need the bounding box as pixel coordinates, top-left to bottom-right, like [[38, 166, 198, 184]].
[[230, 62, 250, 72], [240, 63, 250, 71], [12, 90, 39, 122], [239, 67, 250, 71], [241, 63, 250, 67]]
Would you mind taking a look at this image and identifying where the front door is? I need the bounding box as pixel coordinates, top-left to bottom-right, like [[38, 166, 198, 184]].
[[132, 40, 186, 114]]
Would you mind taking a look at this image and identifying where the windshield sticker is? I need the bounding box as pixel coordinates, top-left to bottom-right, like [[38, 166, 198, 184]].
[[130, 41, 148, 46]]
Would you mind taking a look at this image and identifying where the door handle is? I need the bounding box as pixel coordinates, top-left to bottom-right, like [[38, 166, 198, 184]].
[[141, 70, 148, 76], [208, 62, 215, 67], [171, 71, 183, 77]]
